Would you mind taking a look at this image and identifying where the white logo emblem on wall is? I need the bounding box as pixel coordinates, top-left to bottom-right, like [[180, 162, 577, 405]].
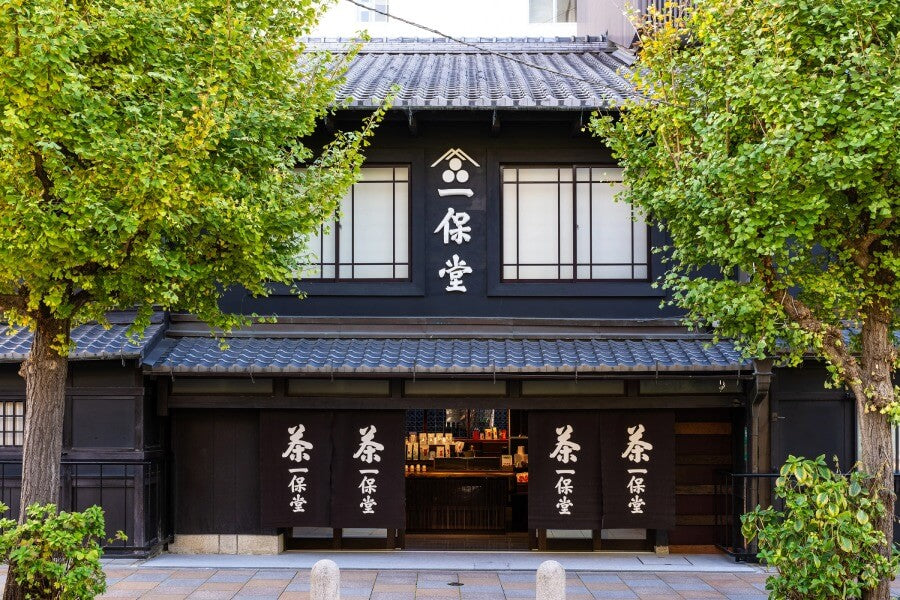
[[431, 148, 479, 197]]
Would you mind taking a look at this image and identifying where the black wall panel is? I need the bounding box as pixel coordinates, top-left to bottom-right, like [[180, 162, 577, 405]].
[[172, 409, 268, 535]]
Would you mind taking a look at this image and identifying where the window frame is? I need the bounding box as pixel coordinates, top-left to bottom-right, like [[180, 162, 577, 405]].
[[301, 164, 413, 283], [499, 163, 651, 283], [272, 151, 426, 297], [486, 152, 665, 298], [0, 400, 24, 447]]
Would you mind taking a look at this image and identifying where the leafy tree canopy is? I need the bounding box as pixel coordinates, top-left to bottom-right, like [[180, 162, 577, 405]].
[[595, 0, 899, 410], [0, 0, 383, 343]]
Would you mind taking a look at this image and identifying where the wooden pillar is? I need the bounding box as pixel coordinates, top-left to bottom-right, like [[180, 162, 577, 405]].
[[386, 528, 396, 549], [592, 529, 602, 551], [538, 528, 548, 551], [653, 529, 669, 557], [332, 528, 342, 550]]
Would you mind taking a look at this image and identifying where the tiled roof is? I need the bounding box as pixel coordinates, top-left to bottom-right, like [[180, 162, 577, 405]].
[[145, 337, 748, 374], [0, 320, 165, 362], [304, 37, 638, 110]]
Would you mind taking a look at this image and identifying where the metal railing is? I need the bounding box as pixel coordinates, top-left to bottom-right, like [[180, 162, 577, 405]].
[[717, 471, 900, 562], [0, 459, 170, 556]]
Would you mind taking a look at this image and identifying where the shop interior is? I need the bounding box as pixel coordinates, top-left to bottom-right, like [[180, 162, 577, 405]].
[[288, 408, 642, 551]]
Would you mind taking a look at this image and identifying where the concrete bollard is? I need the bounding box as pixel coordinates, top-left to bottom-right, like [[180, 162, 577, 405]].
[[311, 559, 340, 600], [536, 560, 566, 600]]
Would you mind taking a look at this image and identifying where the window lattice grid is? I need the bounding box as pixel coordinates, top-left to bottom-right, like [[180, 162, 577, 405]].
[[0, 401, 24, 446], [301, 166, 411, 281], [501, 165, 649, 281]]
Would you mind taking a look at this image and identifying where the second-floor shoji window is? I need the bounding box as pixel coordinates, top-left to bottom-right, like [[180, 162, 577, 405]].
[[501, 166, 648, 281], [301, 166, 410, 281], [529, 0, 577, 23]]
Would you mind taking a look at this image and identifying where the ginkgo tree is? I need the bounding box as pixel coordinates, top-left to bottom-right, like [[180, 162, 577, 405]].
[[0, 0, 381, 546], [595, 0, 898, 597]]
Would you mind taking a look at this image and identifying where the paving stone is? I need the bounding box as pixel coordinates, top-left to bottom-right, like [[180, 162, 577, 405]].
[[186, 591, 236, 600]]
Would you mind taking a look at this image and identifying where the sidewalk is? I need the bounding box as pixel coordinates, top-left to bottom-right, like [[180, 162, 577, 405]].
[[5, 551, 899, 599], [96, 567, 770, 599], [96, 552, 773, 599]]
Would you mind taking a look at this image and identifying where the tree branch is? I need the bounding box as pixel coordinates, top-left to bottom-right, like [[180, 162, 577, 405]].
[[70, 289, 92, 314], [850, 217, 895, 270], [756, 258, 866, 402], [31, 151, 56, 204], [0, 293, 27, 313]]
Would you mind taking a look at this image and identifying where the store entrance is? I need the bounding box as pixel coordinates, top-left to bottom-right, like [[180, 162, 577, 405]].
[[403, 408, 529, 550]]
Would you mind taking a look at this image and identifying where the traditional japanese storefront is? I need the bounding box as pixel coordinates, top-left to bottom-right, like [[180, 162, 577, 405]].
[[149, 324, 756, 554], [143, 36, 763, 554]]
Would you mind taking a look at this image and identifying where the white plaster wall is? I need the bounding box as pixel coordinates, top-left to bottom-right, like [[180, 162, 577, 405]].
[[313, 0, 578, 38]]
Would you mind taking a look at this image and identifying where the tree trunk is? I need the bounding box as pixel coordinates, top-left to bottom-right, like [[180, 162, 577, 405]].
[[859, 306, 896, 600], [3, 315, 69, 600]]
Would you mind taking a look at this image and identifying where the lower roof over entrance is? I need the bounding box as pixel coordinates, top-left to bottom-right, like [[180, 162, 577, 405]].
[[143, 337, 748, 375]]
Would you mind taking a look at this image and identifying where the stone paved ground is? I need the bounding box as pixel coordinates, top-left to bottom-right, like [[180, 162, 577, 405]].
[[93, 567, 776, 599], [4, 563, 900, 598]]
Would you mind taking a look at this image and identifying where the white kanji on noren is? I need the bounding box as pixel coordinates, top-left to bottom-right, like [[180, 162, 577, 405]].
[[288, 468, 308, 494], [358, 474, 377, 495], [282, 424, 313, 463], [353, 425, 384, 464], [549, 425, 581, 464], [621, 424, 653, 463], [438, 254, 473, 292], [434, 207, 472, 245], [555, 475, 574, 495], [628, 494, 646, 514]]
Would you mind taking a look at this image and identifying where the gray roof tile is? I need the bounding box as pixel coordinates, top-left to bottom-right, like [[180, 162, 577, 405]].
[[304, 37, 638, 110], [146, 337, 748, 374], [0, 321, 165, 362]]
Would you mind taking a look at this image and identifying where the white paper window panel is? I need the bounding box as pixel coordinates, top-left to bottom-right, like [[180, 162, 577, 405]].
[[353, 182, 395, 263], [559, 184, 574, 264], [518, 168, 562, 182], [633, 265, 648, 279], [590, 265, 634, 279], [502, 183, 519, 266], [632, 215, 648, 265], [338, 190, 354, 263], [502, 168, 517, 182], [358, 167, 396, 181], [351, 264, 396, 278], [393, 182, 409, 263], [589, 182, 632, 263], [518, 265, 562, 279], [591, 167, 624, 183], [516, 183, 561, 264]]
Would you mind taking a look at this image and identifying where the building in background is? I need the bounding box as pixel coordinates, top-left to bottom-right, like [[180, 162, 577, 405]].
[[313, 0, 578, 38]]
